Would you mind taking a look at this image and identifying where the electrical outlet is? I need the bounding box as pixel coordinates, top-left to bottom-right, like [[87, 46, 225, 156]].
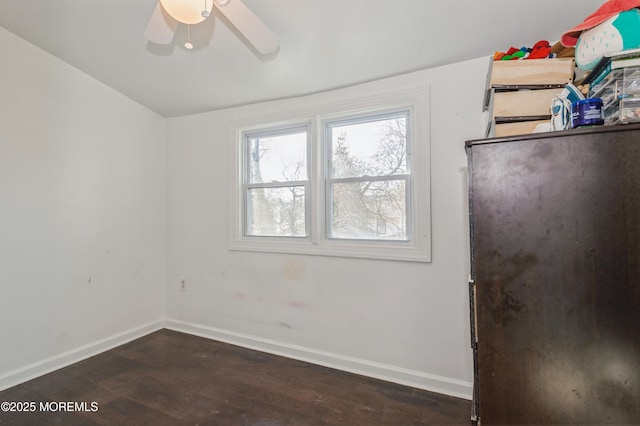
[[179, 278, 187, 292]]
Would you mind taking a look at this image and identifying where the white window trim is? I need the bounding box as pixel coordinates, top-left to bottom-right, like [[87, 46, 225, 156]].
[[228, 86, 431, 262]]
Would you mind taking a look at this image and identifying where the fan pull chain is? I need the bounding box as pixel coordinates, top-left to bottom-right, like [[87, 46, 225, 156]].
[[185, 24, 194, 50], [201, 0, 210, 18]]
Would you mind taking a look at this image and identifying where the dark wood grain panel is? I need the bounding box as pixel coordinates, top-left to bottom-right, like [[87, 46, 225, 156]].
[[468, 125, 640, 424]]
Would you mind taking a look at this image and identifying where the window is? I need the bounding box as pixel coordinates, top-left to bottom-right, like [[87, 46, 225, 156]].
[[229, 87, 430, 262], [244, 126, 309, 237], [325, 111, 410, 241]]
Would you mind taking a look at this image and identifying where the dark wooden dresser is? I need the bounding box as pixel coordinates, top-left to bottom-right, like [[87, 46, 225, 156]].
[[466, 124, 640, 424]]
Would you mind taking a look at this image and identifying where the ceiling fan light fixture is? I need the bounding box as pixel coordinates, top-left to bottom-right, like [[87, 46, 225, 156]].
[[146, 0, 278, 54], [160, 0, 213, 25]]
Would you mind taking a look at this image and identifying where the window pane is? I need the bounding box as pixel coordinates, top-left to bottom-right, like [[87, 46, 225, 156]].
[[330, 115, 407, 179], [330, 180, 407, 240], [247, 186, 306, 237], [248, 130, 307, 183]]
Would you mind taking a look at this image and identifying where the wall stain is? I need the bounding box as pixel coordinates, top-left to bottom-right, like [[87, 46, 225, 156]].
[[282, 258, 305, 281], [282, 301, 309, 309]]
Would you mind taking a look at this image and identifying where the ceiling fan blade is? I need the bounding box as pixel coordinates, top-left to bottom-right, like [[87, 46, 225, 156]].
[[214, 0, 279, 54], [144, 2, 178, 44]]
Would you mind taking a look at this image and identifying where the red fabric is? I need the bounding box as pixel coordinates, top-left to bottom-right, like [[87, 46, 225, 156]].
[[561, 0, 640, 47], [527, 40, 551, 59]]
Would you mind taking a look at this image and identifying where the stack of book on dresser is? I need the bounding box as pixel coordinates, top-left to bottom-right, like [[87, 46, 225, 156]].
[[586, 48, 640, 125]]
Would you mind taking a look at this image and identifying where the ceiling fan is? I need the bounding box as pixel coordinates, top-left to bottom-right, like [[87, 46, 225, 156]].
[[144, 0, 279, 54]]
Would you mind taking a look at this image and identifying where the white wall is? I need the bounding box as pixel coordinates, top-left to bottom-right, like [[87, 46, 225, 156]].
[[0, 27, 167, 389], [0, 20, 491, 398], [165, 56, 490, 398]]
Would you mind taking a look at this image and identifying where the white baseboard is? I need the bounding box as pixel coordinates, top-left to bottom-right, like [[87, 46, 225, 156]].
[[0, 320, 164, 392], [165, 319, 473, 400], [1, 319, 473, 400]]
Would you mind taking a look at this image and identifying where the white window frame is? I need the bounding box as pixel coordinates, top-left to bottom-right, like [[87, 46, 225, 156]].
[[323, 109, 412, 242], [228, 86, 431, 262], [243, 124, 311, 238]]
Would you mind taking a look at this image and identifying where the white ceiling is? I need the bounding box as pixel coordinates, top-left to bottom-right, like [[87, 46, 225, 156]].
[[0, 0, 604, 117]]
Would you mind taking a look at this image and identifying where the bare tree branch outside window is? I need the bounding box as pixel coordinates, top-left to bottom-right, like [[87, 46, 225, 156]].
[[245, 129, 308, 237], [328, 113, 409, 241]]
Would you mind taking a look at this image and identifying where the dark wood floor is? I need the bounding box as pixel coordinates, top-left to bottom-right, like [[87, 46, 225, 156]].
[[0, 329, 471, 425]]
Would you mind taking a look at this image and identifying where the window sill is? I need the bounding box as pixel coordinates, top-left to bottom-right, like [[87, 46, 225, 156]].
[[229, 236, 431, 263]]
